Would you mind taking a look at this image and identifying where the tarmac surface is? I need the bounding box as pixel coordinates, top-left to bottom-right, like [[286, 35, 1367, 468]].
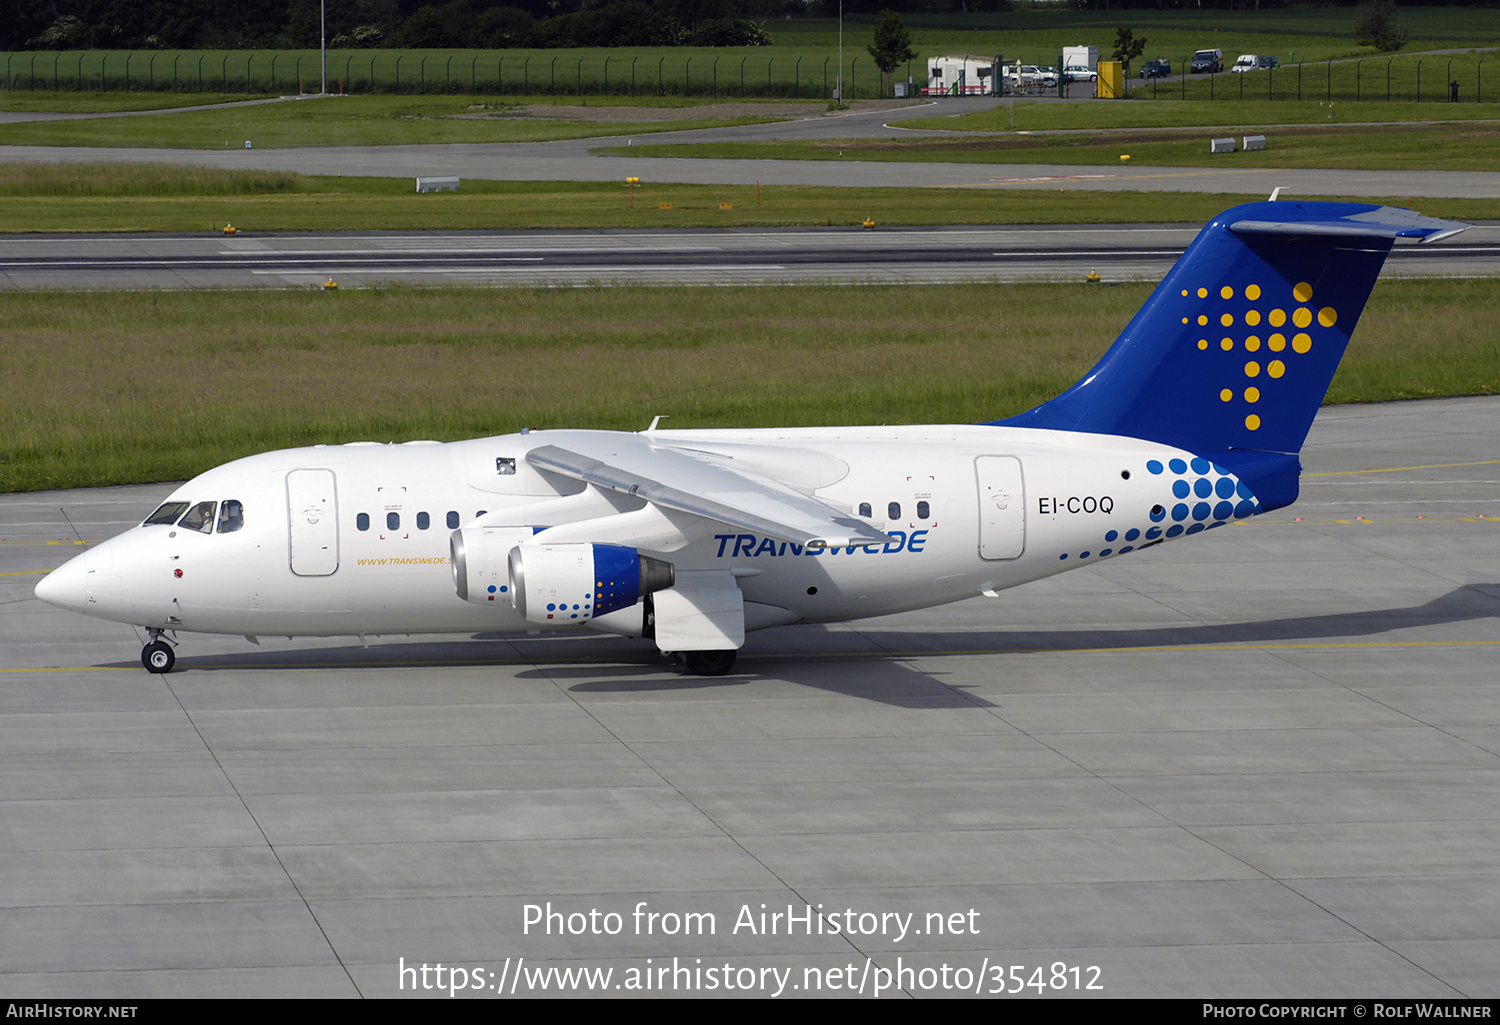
[[3, 396, 1498, 998], [3, 222, 1494, 290]]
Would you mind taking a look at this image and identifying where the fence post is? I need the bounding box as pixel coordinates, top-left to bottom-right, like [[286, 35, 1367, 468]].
[[795, 56, 802, 98], [658, 56, 664, 97], [685, 56, 691, 96], [123, 52, 130, 91], [101, 53, 107, 91], [270, 54, 277, 92], [768, 55, 774, 97], [1416, 58, 1422, 102], [576, 57, 581, 96], [550, 56, 556, 95], [739, 56, 745, 97], [246, 52, 254, 92], [1356, 58, 1361, 100], [631, 56, 637, 97], [395, 54, 402, 93], [603, 55, 609, 95]]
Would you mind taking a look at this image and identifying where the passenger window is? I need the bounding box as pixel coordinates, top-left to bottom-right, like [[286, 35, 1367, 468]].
[[177, 501, 216, 534], [357, 513, 370, 531], [477, 510, 487, 518], [386, 512, 400, 530], [144, 502, 189, 526], [859, 502, 872, 518], [216, 499, 244, 533], [446, 511, 460, 529], [888, 502, 901, 520], [417, 512, 430, 530], [917, 501, 930, 519]]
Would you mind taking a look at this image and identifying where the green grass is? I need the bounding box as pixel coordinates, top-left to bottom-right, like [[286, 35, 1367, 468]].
[[0, 93, 784, 148], [2, 165, 1496, 231], [0, 91, 262, 112], [605, 119, 1500, 173], [2, 279, 1495, 492]]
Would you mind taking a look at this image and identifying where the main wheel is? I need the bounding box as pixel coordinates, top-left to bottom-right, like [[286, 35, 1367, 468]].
[[142, 640, 175, 674], [682, 650, 737, 677]]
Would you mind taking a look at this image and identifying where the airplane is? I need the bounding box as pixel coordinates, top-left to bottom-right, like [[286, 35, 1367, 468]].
[[35, 199, 1468, 677]]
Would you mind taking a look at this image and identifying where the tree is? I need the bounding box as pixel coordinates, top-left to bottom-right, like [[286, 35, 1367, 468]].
[[1111, 26, 1146, 76], [867, 9, 917, 94], [1354, 0, 1407, 54]]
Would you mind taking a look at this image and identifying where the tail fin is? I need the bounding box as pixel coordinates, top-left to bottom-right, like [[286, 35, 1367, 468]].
[[997, 200, 1466, 507]]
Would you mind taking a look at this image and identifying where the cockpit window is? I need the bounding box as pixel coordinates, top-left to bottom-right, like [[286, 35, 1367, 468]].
[[216, 499, 244, 534], [177, 501, 216, 534], [144, 502, 189, 526]]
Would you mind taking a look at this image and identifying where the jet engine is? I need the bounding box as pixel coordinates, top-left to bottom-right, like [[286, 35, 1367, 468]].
[[452, 527, 672, 625], [508, 543, 674, 625]]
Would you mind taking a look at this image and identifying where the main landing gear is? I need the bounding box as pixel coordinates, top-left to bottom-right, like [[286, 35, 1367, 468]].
[[141, 630, 175, 674], [680, 650, 737, 677]]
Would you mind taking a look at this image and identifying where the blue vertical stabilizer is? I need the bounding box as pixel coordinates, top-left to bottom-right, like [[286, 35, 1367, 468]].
[[995, 200, 1467, 508]]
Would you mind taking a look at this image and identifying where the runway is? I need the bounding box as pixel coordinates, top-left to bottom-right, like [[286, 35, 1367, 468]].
[[4, 396, 1498, 998], [3, 223, 1497, 289]]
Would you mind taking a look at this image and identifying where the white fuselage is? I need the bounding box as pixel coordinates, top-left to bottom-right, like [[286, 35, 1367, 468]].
[[40, 425, 1257, 640]]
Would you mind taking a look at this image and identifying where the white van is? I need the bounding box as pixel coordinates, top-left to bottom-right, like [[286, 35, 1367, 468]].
[[1230, 54, 1258, 74]]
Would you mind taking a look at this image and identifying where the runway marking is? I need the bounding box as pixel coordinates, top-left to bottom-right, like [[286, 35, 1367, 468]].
[[0, 570, 49, 577], [1307, 459, 1500, 477]]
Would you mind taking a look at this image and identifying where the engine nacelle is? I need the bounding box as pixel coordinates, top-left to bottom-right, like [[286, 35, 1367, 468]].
[[451, 527, 535, 605], [509, 543, 674, 625]]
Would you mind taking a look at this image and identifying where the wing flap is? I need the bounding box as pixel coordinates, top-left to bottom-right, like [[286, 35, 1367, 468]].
[[525, 434, 888, 548]]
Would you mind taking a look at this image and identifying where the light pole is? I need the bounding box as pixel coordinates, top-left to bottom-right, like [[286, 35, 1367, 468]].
[[836, 0, 843, 102]]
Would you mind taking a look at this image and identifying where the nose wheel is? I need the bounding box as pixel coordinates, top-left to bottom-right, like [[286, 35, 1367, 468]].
[[142, 638, 176, 674]]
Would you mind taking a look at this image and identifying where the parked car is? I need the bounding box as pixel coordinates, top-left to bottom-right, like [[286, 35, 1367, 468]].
[[1141, 58, 1171, 79], [1256, 55, 1280, 70], [1007, 65, 1058, 87], [1063, 65, 1097, 83], [1189, 49, 1223, 74], [1230, 54, 1258, 74]]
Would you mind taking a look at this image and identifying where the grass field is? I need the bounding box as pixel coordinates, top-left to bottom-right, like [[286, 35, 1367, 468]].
[[2, 280, 1496, 492], [606, 118, 1500, 173], [2, 164, 1496, 231], [0, 93, 784, 148]]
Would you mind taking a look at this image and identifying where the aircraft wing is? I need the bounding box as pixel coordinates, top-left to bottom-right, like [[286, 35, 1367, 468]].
[[525, 434, 889, 549]]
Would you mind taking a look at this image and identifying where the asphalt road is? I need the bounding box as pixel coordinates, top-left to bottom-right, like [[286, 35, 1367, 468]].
[[3, 223, 1496, 289]]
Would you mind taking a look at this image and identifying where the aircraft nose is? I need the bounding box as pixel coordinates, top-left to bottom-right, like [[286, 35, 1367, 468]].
[[35, 550, 88, 612]]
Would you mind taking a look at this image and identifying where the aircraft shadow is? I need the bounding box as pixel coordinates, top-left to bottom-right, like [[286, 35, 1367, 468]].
[[93, 584, 1497, 709]]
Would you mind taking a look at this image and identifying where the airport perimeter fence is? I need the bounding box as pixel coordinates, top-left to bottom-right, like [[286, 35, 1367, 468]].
[[4, 49, 1492, 105], [0, 48, 930, 101], [1132, 52, 1492, 104]]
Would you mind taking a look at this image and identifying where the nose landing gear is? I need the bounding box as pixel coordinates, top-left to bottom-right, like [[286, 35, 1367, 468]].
[[141, 630, 176, 674]]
